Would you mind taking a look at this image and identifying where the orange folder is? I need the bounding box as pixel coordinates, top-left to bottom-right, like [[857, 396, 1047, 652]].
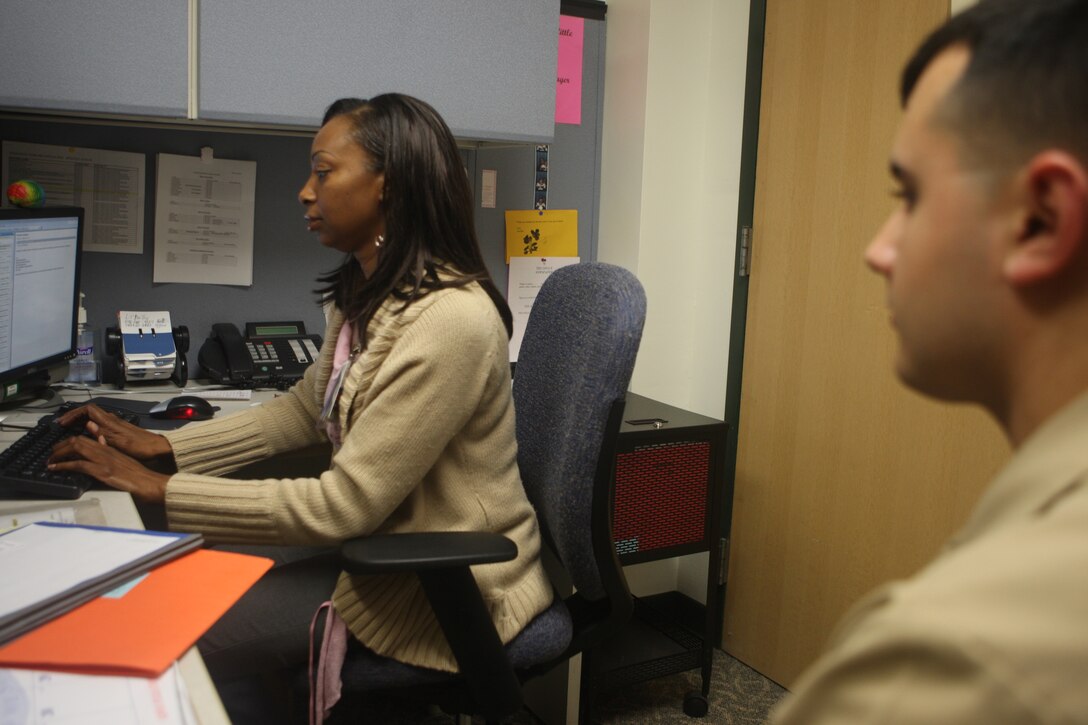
[[0, 548, 272, 677]]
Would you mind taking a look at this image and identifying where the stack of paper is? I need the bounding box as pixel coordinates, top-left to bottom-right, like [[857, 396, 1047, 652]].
[[0, 522, 272, 724], [119, 311, 177, 382], [0, 545, 272, 676], [0, 523, 202, 646]]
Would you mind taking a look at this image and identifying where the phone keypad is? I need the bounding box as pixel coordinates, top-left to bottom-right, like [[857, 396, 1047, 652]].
[[246, 340, 280, 362]]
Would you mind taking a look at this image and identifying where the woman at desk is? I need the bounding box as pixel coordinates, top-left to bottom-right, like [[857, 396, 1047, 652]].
[[48, 93, 552, 722]]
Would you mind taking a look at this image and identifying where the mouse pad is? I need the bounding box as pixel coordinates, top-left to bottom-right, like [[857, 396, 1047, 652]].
[[83, 397, 193, 432]]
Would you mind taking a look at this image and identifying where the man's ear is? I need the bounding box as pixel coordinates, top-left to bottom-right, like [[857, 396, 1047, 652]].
[[1004, 151, 1088, 285]]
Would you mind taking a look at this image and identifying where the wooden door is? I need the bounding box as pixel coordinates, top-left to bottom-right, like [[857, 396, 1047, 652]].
[[722, 0, 1010, 687]]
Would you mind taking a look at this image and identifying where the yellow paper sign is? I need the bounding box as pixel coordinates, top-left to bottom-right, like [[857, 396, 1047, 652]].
[[504, 209, 578, 263]]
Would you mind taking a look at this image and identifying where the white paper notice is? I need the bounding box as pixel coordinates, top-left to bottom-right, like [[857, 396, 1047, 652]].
[[481, 169, 498, 209], [153, 152, 256, 286], [507, 256, 580, 362], [1, 141, 145, 254]]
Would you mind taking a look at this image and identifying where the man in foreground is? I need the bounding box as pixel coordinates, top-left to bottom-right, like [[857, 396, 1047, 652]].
[[772, 1, 1088, 721]]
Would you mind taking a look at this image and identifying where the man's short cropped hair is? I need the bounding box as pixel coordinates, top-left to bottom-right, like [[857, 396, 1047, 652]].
[[901, 0, 1088, 171]]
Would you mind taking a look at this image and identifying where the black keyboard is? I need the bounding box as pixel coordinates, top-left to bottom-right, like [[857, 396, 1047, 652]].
[[0, 402, 141, 499]]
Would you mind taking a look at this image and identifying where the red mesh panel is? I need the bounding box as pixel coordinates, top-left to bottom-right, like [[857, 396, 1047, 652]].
[[613, 441, 710, 556]]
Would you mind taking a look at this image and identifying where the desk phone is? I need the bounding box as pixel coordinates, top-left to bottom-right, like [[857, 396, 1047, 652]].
[[198, 321, 321, 390]]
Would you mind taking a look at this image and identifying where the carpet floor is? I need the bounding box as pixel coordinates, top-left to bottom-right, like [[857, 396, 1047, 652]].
[[334, 647, 788, 724], [592, 647, 787, 724]]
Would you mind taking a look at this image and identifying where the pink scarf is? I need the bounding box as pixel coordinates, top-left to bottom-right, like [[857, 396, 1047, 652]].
[[320, 321, 356, 449]]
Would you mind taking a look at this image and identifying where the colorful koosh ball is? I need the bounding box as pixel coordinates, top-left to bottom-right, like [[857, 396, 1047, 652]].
[[6, 180, 45, 208]]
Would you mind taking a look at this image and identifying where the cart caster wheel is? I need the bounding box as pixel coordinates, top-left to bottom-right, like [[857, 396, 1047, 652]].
[[683, 691, 708, 717]]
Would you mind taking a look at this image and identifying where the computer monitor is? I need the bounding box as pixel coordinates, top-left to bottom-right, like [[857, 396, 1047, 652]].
[[0, 206, 84, 405]]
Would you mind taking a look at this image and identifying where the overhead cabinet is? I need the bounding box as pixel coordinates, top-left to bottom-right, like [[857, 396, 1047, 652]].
[[0, 1, 188, 119], [199, 0, 560, 141], [0, 0, 560, 142]]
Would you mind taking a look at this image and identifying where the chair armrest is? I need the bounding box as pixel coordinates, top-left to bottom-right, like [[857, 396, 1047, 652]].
[[338, 530, 524, 721], [339, 531, 517, 574]]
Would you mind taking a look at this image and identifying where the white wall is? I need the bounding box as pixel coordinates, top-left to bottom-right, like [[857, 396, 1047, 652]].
[[599, 0, 749, 421], [598, 0, 750, 600]]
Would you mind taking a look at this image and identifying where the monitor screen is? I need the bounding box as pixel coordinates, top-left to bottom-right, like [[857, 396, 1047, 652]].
[[0, 207, 84, 400]]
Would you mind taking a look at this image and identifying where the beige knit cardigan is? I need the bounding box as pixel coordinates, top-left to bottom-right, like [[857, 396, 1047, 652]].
[[162, 282, 552, 672]]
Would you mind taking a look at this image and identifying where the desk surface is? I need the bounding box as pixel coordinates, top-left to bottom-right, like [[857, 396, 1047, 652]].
[[0, 382, 274, 426], [0, 383, 275, 725]]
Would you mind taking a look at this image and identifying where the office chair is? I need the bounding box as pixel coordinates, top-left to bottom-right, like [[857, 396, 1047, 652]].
[[316, 262, 647, 724]]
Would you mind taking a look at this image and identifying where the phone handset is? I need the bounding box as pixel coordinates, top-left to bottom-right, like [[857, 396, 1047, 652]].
[[199, 323, 255, 385]]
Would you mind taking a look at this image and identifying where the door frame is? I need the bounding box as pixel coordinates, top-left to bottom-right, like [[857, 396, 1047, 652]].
[[718, 0, 767, 643]]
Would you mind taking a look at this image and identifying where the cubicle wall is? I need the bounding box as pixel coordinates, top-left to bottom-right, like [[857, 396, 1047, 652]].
[[0, 120, 334, 344], [0, 14, 605, 361], [475, 16, 606, 295]]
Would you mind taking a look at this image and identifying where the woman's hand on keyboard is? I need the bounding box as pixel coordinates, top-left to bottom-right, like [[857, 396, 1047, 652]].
[[55, 404, 175, 465], [46, 435, 169, 503]]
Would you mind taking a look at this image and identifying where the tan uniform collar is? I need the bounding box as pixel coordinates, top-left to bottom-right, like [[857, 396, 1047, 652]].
[[949, 389, 1088, 548]]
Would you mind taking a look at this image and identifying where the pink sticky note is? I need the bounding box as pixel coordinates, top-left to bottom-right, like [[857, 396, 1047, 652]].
[[556, 15, 585, 125]]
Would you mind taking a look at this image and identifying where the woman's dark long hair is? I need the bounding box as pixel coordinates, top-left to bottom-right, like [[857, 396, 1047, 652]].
[[313, 94, 513, 343]]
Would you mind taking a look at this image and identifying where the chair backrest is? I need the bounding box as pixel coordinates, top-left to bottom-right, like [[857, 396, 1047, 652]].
[[512, 262, 646, 602]]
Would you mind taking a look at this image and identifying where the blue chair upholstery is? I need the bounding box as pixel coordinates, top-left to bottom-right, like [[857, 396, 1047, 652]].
[[514, 262, 646, 602], [325, 262, 647, 723]]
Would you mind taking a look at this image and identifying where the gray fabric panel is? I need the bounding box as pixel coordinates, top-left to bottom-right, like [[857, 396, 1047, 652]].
[[199, 0, 559, 141], [0, 1, 187, 117]]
